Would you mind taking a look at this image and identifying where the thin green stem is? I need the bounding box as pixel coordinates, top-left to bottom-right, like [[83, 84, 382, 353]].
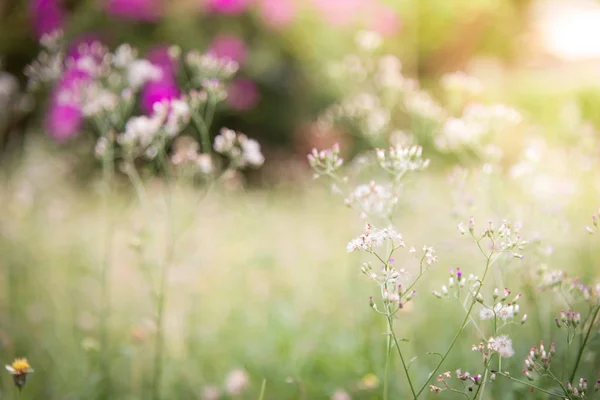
[[258, 379, 266, 400], [387, 314, 418, 399], [569, 305, 600, 383], [99, 132, 115, 398], [415, 248, 493, 397], [497, 373, 563, 397], [383, 321, 392, 400], [150, 150, 175, 400]]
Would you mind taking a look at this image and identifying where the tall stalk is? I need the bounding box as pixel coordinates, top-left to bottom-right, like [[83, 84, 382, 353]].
[[150, 151, 175, 400], [99, 132, 115, 398]]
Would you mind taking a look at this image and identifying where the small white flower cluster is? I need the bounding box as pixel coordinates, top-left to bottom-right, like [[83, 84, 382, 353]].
[[318, 92, 391, 136], [440, 71, 483, 97], [432, 267, 480, 298], [127, 59, 163, 89], [376, 144, 430, 176], [185, 51, 239, 81], [344, 181, 397, 220], [171, 137, 213, 174], [404, 90, 446, 121], [375, 55, 414, 91], [460, 217, 529, 258], [486, 335, 515, 358], [435, 103, 521, 152], [522, 341, 556, 381], [116, 99, 191, 159], [24, 32, 65, 90], [213, 128, 265, 168], [307, 143, 343, 175], [346, 223, 405, 253]]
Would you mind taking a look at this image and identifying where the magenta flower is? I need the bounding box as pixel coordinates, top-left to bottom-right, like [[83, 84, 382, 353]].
[[141, 79, 179, 114], [44, 102, 83, 142], [208, 35, 248, 65], [146, 46, 178, 76], [227, 79, 260, 111], [257, 0, 296, 29], [44, 52, 97, 142], [141, 46, 180, 114], [105, 0, 162, 21], [30, 0, 64, 39], [206, 0, 254, 15]]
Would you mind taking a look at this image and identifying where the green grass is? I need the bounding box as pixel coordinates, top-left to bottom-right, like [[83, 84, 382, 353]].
[[0, 144, 599, 399]]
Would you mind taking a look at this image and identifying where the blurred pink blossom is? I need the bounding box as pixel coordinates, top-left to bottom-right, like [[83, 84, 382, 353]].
[[106, 0, 162, 21], [227, 79, 260, 111], [146, 46, 178, 76], [208, 35, 248, 65], [30, 0, 64, 39], [310, 0, 366, 26], [45, 102, 82, 142], [44, 68, 91, 142], [258, 0, 296, 29], [141, 46, 180, 114], [141, 79, 179, 114], [206, 0, 254, 15], [66, 34, 104, 61], [365, 4, 401, 36]]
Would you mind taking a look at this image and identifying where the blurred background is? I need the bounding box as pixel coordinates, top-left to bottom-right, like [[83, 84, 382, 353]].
[[2, 0, 600, 172], [1, 0, 600, 399]]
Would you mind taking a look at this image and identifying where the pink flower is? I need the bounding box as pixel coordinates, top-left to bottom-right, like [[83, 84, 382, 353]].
[[146, 46, 178, 76], [207, 0, 254, 15], [45, 102, 82, 142], [365, 4, 400, 36], [227, 79, 260, 111], [141, 46, 180, 114], [208, 35, 248, 65], [30, 0, 64, 39], [66, 34, 104, 61], [141, 79, 179, 114], [257, 0, 296, 29], [310, 0, 366, 26], [44, 65, 93, 142], [106, 0, 162, 21]]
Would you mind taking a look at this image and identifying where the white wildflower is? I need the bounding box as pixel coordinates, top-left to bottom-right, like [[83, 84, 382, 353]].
[[346, 224, 404, 253], [127, 59, 162, 89], [488, 335, 514, 358], [479, 307, 494, 320]]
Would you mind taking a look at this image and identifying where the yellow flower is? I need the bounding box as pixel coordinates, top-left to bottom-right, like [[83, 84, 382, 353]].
[[5, 358, 33, 375], [5, 358, 33, 390]]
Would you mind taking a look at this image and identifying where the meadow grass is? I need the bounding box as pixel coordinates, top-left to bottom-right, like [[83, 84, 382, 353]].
[[1, 144, 598, 399]]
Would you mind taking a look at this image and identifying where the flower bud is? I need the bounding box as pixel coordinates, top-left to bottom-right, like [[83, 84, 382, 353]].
[[521, 314, 527, 325]]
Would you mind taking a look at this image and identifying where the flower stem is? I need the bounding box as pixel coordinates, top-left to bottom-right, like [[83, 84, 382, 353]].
[[383, 318, 392, 400], [387, 314, 418, 399], [150, 151, 175, 400], [99, 133, 115, 398], [569, 304, 600, 383], [497, 373, 564, 397], [415, 250, 493, 397]]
